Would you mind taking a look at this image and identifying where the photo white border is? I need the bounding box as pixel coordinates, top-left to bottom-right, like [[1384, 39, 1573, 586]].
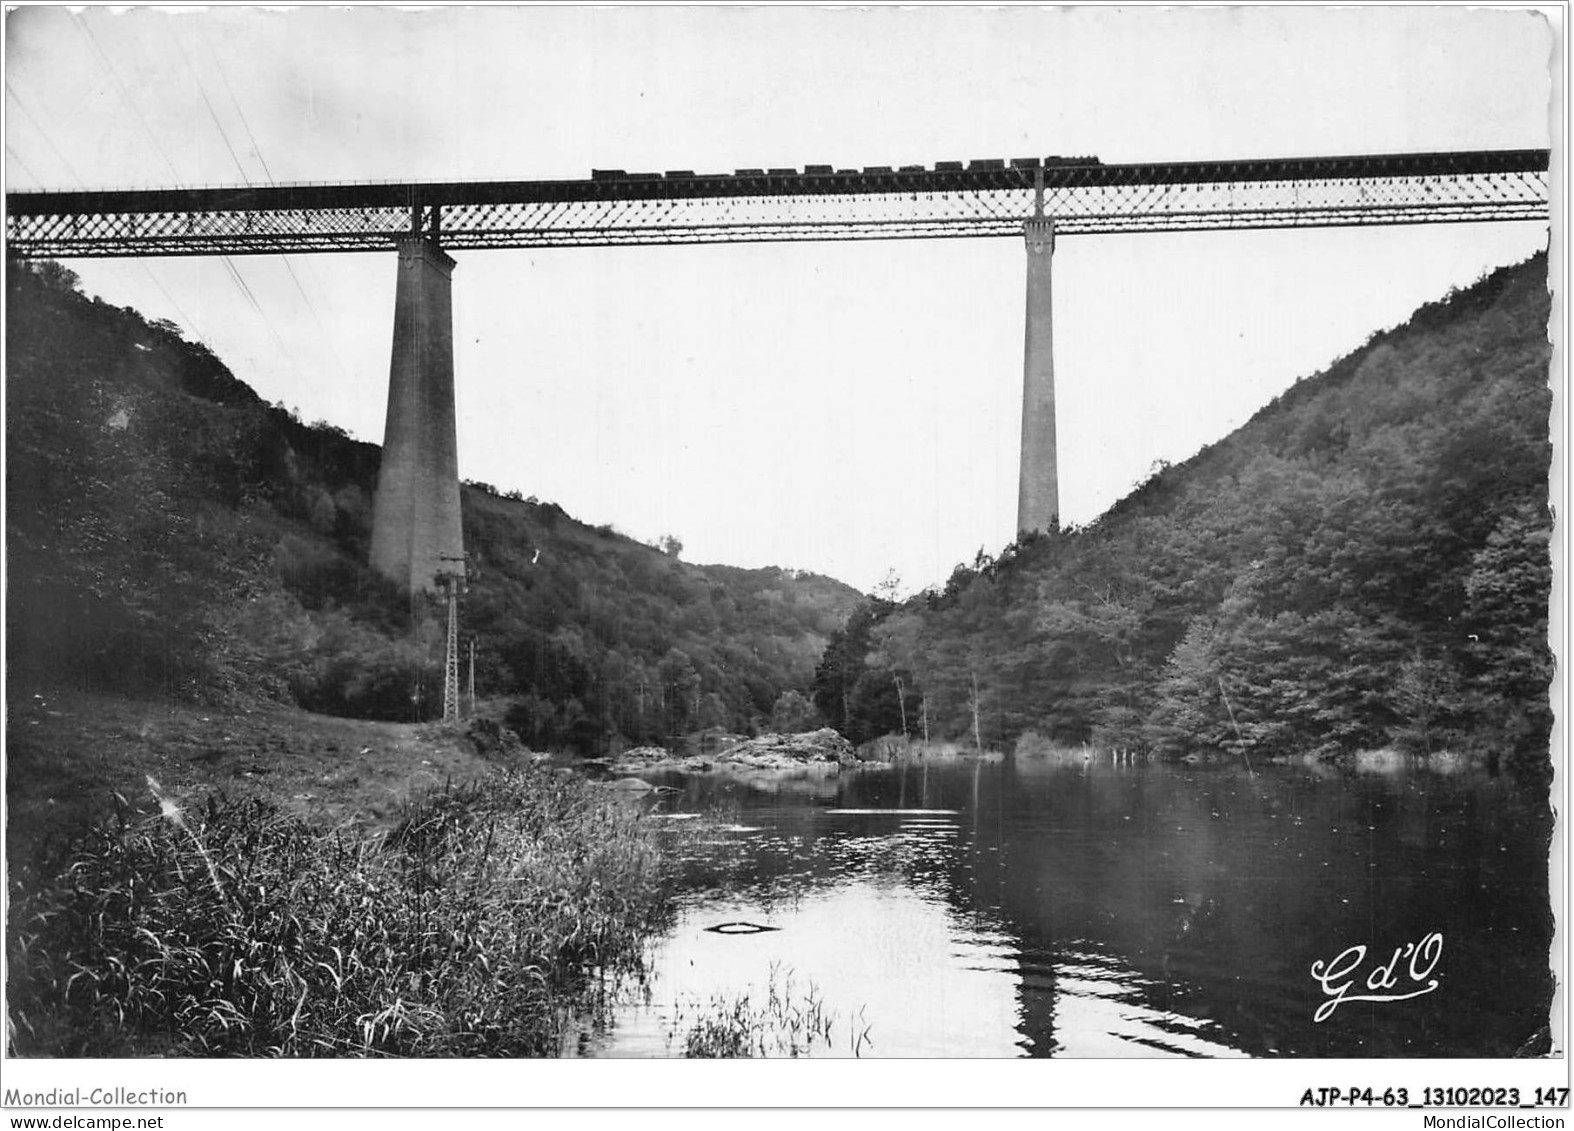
[[1, 1, 1567, 1121]]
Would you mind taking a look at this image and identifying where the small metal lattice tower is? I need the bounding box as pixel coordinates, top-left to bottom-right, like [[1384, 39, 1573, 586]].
[[438, 556, 468, 722]]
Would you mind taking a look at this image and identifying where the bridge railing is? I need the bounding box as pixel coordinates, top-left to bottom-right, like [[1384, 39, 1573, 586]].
[[6, 149, 1550, 255]]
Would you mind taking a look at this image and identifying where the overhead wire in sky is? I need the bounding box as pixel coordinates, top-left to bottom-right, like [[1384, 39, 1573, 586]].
[[200, 26, 277, 184], [133, 266, 205, 343], [5, 143, 46, 187], [178, 24, 355, 388], [213, 254, 309, 384], [67, 11, 310, 387], [5, 81, 88, 187], [69, 13, 185, 186], [7, 77, 209, 341], [171, 31, 250, 184]]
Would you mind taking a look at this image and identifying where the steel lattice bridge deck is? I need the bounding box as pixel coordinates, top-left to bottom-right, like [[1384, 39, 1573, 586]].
[[4, 148, 1550, 256]]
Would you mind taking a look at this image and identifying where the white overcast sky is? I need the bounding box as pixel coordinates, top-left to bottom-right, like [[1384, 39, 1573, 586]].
[[3, 5, 1556, 595]]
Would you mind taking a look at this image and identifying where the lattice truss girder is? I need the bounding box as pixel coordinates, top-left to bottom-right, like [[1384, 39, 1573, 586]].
[[8, 169, 1550, 256]]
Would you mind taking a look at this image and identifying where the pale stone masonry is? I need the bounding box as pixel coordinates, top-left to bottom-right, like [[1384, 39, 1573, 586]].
[[370, 236, 465, 592], [1017, 216, 1058, 535]]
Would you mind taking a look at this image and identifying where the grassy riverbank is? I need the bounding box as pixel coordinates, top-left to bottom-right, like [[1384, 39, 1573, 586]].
[[5, 692, 674, 1057]]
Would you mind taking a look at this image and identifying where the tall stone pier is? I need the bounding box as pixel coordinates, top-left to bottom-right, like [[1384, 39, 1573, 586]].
[[370, 235, 465, 592], [1017, 216, 1058, 535]]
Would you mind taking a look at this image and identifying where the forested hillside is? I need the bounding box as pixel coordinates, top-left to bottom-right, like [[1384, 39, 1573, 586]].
[[816, 254, 1553, 771], [6, 258, 861, 751]]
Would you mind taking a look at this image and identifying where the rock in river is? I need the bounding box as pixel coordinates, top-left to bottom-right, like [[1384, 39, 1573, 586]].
[[607, 728, 856, 774]]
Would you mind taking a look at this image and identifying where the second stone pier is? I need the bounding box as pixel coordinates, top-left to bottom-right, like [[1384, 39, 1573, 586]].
[[1017, 216, 1058, 536]]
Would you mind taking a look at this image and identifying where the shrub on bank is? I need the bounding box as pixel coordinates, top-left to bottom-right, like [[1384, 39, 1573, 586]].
[[856, 734, 1001, 763], [6, 769, 671, 1057]]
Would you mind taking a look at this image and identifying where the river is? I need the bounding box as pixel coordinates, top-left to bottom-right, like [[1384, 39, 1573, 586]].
[[580, 754, 1554, 1058]]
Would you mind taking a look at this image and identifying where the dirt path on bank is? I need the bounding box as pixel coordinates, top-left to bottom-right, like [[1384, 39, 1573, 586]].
[[6, 689, 511, 878]]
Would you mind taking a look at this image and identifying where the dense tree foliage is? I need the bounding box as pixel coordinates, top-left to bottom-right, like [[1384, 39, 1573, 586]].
[[811, 600, 908, 744], [462, 490, 854, 749], [6, 258, 859, 750], [843, 255, 1553, 771]]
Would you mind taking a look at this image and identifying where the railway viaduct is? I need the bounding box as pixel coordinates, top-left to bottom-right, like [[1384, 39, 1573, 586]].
[[7, 148, 1550, 593]]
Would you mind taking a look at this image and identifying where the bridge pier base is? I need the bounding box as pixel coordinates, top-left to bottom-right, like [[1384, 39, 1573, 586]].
[[1017, 216, 1058, 536], [370, 235, 465, 593]]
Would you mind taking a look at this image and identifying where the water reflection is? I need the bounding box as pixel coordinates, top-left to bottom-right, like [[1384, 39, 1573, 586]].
[[604, 882, 1023, 1058], [589, 757, 1553, 1058]]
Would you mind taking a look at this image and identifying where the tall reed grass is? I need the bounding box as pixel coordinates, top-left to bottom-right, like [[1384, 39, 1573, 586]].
[[675, 965, 871, 1058], [6, 768, 671, 1056]]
